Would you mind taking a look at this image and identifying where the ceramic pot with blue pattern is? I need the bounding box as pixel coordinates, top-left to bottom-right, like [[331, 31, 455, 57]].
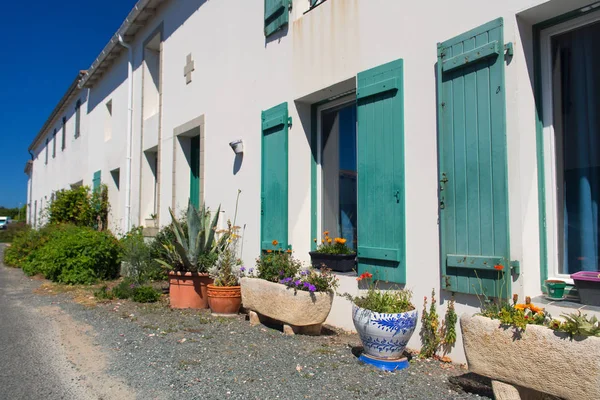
[[352, 304, 418, 360]]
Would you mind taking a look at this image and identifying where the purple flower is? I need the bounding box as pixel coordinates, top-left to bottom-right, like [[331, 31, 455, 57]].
[[279, 270, 284, 276], [240, 266, 246, 272], [303, 282, 309, 288], [300, 270, 308, 276], [308, 284, 316, 292], [280, 277, 293, 285], [294, 280, 301, 286], [249, 268, 254, 274]]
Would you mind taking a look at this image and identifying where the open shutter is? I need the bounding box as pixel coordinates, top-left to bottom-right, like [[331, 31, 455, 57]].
[[261, 102, 290, 251], [437, 18, 511, 297], [264, 0, 289, 37], [357, 59, 406, 284], [92, 170, 101, 193], [190, 135, 200, 209]]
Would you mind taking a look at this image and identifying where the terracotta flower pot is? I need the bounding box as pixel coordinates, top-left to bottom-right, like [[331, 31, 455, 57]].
[[207, 284, 242, 315], [168, 272, 213, 309]]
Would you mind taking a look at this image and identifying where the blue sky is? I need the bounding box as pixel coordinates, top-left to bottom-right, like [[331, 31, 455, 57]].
[[0, 0, 137, 208]]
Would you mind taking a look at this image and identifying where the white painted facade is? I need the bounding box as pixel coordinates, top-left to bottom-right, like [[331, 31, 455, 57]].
[[26, 0, 600, 362]]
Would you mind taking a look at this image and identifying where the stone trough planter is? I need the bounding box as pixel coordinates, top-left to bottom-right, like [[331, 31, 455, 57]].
[[461, 314, 600, 400], [239, 277, 334, 335]]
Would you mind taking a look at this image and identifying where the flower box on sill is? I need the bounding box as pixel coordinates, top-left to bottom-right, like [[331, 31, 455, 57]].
[[309, 252, 356, 273]]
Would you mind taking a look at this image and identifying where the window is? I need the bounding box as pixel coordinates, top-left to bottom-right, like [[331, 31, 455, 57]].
[[75, 99, 81, 138], [542, 13, 600, 276], [61, 117, 66, 150], [52, 129, 57, 158], [45, 138, 49, 164], [105, 100, 112, 141], [309, 0, 327, 9], [317, 98, 358, 249]]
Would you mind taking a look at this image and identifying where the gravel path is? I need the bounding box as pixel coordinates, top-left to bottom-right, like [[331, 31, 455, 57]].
[[1, 245, 489, 399]]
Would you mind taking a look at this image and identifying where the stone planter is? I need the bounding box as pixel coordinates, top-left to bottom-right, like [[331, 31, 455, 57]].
[[352, 304, 418, 359], [309, 252, 356, 272], [461, 314, 600, 400], [145, 218, 158, 228], [240, 277, 334, 335], [207, 284, 241, 316], [168, 272, 213, 309]]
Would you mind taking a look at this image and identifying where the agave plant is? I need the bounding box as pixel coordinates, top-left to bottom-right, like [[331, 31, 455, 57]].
[[157, 200, 229, 273]]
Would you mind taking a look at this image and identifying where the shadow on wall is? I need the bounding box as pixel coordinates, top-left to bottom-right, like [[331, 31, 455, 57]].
[[87, 0, 210, 113]]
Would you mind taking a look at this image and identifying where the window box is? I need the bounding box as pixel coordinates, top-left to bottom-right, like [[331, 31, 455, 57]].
[[309, 252, 356, 273], [571, 271, 600, 306]]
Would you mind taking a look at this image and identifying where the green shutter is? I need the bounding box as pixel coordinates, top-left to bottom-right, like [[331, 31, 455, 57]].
[[261, 102, 290, 251], [356, 59, 406, 284], [437, 18, 511, 298], [264, 0, 289, 37], [93, 170, 101, 193], [190, 135, 200, 209]]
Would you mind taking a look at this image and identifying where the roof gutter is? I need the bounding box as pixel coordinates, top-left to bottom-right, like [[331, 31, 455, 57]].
[[79, 0, 156, 89]]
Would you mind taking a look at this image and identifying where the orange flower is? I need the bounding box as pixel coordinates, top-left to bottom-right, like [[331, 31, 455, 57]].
[[266, 250, 272, 253], [356, 272, 373, 281], [272, 240, 279, 246], [286, 249, 292, 253], [494, 264, 504, 271], [321, 239, 325, 244], [514, 304, 526, 310], [334, 238, 347, 244], [324, 231, 330, 236], [327, 238, 332, 244], [529, 304, 544, 313]]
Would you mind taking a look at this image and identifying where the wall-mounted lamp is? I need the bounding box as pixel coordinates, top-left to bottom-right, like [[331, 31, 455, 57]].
[[229, 139, 244, 154]]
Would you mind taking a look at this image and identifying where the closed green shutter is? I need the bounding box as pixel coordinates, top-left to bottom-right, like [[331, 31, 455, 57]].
[[261, 102, 290, 251], [264, 0, 289, 37], [92, 170, 101, 193], [356, 59, 406, 284], [190, 135, 200, 209], [437, 18, 511, 297]]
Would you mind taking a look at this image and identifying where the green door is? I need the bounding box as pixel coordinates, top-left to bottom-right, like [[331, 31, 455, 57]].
[[356, 59, 406, 284], [437, 18, 511, 297], [261, 102, 290, 251], [190, 135, 200, 209]]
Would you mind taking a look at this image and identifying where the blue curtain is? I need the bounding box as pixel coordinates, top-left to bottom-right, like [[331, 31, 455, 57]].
[[556, 22, 600, 273]]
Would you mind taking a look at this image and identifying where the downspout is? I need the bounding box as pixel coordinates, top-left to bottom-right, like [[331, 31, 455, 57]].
[[118, 34, 134, 232], [28, 150, 34, 225]]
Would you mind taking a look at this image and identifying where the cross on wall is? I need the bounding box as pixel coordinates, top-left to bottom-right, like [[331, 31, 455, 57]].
[[184, 53, 195, 84]]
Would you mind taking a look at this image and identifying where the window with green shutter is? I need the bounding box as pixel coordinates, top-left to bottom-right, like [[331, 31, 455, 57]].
[[356, 59, 406, 284], [93, 170, 101, 193], [264, 0, 290, 37], [437, 18, 512, 298], [261, 102, 290, 251]]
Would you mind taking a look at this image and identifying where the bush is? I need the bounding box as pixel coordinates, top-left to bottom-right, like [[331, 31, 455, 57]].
[[120, 227, 165, 282], [111, 278, 136, 299], [47, 185, 109, 230], [0, 222, 30, 244], [256, 248, 301, 283], [131, 286, 161, 303], [3, 225, 54, 267], [94, 285, 115, 300], [22, 224, 121, 284]]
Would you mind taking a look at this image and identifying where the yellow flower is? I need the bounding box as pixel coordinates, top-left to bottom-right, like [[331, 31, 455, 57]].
[[321, 240, 325, 244], [514, 304, 527, 310], [335, 238, 346, 244], [327, 238, 332, 244], [272, 240, 278, 246]]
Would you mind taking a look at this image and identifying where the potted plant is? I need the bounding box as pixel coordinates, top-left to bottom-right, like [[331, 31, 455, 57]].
[[207, 191, 244, 315], [145, 213, 158, 228], [544, 279, 567, 299], [240, 244, 339, 335], [156, 200, 228, 309], [571, 271, 600, 306], [461, 294, 600, 400], [309, 231, 356, 272], [344, 272, 417, 360]]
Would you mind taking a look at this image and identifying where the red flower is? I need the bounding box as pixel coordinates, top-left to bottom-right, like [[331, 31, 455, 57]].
[[357, 272, 373, 281], [494, 264, 504, 271]]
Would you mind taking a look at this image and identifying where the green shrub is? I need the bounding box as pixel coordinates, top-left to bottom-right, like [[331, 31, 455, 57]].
[[256, 248, 301, 283], [22, 225, 121, 284], [0, 222, 30, 244], [3, 225, 54, 267], [47, 185, 109, 230], [132, 286, 161, 303], [94, 285, 115, 300], [120, 227, 165, 282], [110, 278, 136, 299]]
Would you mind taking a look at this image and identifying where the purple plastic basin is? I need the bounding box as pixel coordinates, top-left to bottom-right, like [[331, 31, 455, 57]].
[[571, 271, 600, 282]]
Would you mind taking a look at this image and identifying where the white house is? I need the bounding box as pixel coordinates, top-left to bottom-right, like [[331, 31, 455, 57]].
[[26, 0, 600, 362]]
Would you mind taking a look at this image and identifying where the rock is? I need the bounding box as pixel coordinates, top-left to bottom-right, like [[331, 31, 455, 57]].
[[240, 278, 333, 327], [461, 314, 600, 400]]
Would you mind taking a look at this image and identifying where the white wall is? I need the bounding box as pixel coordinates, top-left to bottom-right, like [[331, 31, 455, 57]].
[[29, 0, 598, 362]]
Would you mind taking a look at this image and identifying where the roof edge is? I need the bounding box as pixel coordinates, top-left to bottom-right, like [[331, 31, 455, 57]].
[[28, 71, 86, 152]]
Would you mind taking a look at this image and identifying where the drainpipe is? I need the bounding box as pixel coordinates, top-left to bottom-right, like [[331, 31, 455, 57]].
[[118, 34, 134, 232], [28, 150, 34, 225]]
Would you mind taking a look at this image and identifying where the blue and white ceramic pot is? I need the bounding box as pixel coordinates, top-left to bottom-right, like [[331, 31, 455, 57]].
[[352, 304, 418, 360]]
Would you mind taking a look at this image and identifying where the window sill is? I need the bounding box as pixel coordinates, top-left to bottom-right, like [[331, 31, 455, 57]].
[[532, 295, 600, 317]]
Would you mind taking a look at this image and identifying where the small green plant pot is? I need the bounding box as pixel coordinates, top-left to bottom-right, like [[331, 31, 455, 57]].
[[545, 280, 567, 299]]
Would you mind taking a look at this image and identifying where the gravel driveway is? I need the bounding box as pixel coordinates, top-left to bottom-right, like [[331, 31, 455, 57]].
[[1, 245, 488, 399]]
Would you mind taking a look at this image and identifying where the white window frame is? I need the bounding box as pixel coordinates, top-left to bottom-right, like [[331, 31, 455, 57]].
[[315, 94, 355, 237], [540, 11, 600, 283]]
